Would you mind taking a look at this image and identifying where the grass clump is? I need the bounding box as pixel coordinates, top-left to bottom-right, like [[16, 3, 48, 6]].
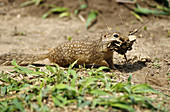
[[0, 60, 168, 111]]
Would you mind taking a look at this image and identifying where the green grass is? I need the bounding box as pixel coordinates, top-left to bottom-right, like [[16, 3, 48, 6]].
[[0, 60, 169, 112]]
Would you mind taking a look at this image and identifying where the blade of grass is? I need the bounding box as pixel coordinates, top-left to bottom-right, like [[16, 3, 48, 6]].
[[11, 60, 34, 74], [86, 11, 98, 29], [59, 12, 70, 18], [42, 7, 69, 19], [50, 7, 68, 12], [90, 89, 110, 96], [134, 4, 169, 15], [20, 0, 35, 7], [131, 11, 143, 22], [42, 11, 51, 19], [82, 77, 98, 88], [131, 84, 161, 94], [110, 103, 134, 112], [12, 98, 24, 112]]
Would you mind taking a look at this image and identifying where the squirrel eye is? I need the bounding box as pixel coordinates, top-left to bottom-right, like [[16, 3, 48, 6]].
[[113, 33, 119, 38], [103, 34, 107, 38]]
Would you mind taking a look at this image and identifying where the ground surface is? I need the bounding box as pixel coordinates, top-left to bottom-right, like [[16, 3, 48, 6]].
[[0, 0, 169, 106]]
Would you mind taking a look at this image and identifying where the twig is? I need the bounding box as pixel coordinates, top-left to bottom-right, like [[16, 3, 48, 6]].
[[116, 0, 136, 4], [129, 19, 151, 35]]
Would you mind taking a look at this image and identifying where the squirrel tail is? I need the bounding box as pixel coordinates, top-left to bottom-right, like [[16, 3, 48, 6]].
[[0, 53, 48, 66]]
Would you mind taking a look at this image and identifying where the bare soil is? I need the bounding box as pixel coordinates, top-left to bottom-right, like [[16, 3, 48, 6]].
[[0, 0, 169, 100]]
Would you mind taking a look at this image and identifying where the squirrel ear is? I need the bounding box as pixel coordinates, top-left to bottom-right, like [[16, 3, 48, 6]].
[[100, 33, 106, 40], [100, 35, 103, 42]]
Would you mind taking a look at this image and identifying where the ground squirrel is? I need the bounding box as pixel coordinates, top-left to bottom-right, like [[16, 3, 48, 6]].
[[0, 32, 136, 69]]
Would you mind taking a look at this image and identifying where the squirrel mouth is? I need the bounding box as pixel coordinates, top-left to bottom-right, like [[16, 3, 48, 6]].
[[108, 39, 136, 55], [107, 40, 135, 63]]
